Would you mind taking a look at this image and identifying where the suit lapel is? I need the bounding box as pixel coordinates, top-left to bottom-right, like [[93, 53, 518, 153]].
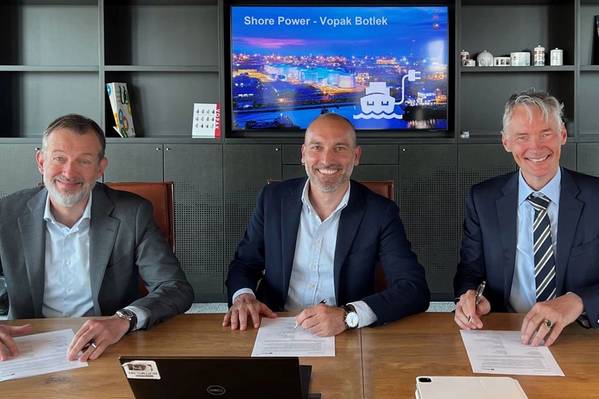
[[280, 180, 303, 300], [18, 189, 48, 317], [496, 173, 518, 305], [334, 181, 365, 301], [556, 170, 583, 294], [89, 185, 119, 315]]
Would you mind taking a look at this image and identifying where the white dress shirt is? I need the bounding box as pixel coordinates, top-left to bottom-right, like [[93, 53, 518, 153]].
[[509, 168, 561, 313]]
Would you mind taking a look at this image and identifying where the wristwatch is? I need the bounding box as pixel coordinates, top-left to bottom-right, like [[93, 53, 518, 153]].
[[343, 304, 359, 330], [116, 308, 138, 334]]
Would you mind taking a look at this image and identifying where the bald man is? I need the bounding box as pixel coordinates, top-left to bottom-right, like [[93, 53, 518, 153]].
[[223, 113, 429, 336]]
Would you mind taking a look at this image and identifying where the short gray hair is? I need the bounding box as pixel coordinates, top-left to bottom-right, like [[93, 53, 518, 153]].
[[42, 114, 106, 160], [501, 90, 564, 135]]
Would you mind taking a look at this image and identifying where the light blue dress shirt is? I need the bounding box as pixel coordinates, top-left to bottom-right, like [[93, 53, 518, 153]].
[[509, 168, 561, 313], [43, 192, 94, 318], [42, 191, 147, 329], [234, 180, 377, 328]]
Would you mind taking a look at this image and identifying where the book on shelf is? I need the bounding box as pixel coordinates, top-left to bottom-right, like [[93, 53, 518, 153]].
[[192, 103, 221, 139], [106, 82, 136, 138]]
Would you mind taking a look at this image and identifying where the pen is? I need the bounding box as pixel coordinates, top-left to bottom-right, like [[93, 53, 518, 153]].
[[295, 299, 327, 328], [474, 281, 486, 305], [467, 281, 486, 323]]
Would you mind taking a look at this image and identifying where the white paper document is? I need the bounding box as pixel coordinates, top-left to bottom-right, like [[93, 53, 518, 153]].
[[0, 329, 87, 382], [251, 317, 335, 357], [460, 330, 564, 376]]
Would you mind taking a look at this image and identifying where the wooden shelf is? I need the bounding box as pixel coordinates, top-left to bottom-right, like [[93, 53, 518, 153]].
[[104, 65, 219, 73], [460, 65, 575, 73]]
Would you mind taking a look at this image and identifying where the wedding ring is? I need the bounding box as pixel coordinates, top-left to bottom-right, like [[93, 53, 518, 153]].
[[544, 319, 553, 329], [90, 340, 98, 350]]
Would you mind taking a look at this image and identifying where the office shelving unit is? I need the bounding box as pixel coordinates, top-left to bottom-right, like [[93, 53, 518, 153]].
[[1, 0, 598, 301], [457, 0, 576, 139]]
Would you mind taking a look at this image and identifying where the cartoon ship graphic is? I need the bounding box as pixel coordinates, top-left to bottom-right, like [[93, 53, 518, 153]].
[[354, 70, 421, 120], [359, 82, 396, 115]]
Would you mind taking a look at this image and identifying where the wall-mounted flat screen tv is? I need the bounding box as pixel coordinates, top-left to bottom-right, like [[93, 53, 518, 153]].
[[225, 2, 450, 135]]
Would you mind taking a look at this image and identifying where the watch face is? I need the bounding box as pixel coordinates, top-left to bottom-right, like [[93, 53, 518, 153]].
[[117, 310, 132, 320], [346, 312, 359, 328]]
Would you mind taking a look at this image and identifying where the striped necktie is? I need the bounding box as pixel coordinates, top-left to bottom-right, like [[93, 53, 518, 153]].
[[527, 193, 557, 302]]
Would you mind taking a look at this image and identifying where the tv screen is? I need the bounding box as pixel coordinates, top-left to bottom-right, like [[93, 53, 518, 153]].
[[227, 4, 450, 134]]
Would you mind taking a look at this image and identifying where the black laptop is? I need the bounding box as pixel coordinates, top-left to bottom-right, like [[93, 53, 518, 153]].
[[119, 356, 321, 399]]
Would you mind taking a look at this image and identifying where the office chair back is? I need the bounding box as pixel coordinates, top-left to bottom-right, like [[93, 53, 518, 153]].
[[105, 181, 175, 253], [105, 181, 175, 296], [359, 181, 394, 293], [359, 180, 394, 201]]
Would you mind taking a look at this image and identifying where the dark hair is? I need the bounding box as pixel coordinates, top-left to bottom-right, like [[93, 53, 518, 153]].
[[43, 114, 106, 159]]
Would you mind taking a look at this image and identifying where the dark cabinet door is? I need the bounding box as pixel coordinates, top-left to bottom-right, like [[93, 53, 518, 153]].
[[104, 143, 164, 182], [164, 144, 224, 302], [223, 145, 282, 291], [399, 144, 458, 300], [0, 144, 41, 198]]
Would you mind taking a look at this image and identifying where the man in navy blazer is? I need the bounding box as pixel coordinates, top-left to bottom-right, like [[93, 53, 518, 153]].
[[454, 91, 599, 346], [223, 113, 429, 336]]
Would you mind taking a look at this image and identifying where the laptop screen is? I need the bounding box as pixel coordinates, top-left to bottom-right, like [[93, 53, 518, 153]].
[[119, 356, 313, 399]]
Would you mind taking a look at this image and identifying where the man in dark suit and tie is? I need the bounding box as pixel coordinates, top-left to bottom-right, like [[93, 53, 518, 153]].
[[454, 90, 599, 346], [0, 114, 193, 361], [223, 113, 429, 336]]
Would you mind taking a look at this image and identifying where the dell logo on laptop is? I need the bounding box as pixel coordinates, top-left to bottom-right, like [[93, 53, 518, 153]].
[[206, 385, 226, 396]]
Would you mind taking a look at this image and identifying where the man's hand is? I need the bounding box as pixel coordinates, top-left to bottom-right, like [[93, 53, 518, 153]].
[[295, 304, 346, 337], [0, 324, 33, 361], [521, 293, 584, 347], [222, 293, 277, 331], [454, 289, 491, 330], [67, 316, 130, 361]]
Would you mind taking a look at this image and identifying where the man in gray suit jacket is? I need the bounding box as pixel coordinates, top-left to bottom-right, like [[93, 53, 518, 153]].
[[0, 114, 193, 361]]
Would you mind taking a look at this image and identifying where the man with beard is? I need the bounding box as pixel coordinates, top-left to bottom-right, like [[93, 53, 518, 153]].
[[0, 114, 193, 361], [223, 113, 429, 336]]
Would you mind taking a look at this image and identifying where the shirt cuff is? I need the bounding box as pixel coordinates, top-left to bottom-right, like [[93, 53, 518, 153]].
[[126, 305, 149, 331], [232, 288, 255, 304], [348, 300, 378, 328]]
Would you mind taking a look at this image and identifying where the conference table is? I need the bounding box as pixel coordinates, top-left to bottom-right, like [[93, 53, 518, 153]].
[[1, 313, 597, 398], [361, 313, 599, 399]]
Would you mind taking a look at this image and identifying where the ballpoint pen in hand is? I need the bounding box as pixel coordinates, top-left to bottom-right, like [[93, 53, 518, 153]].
[[467, 281, 486, 323], [295, 299, 327, 328], [474, 281, 486, 305]]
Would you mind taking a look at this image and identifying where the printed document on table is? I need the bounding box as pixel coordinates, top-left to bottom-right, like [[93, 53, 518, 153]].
[[252, 317, 335, 357], [460, 330, 564, 376], [0, 329, 87, 382]]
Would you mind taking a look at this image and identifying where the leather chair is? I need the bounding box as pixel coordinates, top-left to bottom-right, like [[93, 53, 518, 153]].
[[359, 181, 394, 293], [105, 181, 175, 296], [359, 180, 394, 201], [105, 181, 175, 253]]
